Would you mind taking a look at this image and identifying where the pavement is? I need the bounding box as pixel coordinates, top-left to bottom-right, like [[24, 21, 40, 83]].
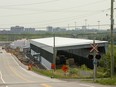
[[0, 47, 115, 87]]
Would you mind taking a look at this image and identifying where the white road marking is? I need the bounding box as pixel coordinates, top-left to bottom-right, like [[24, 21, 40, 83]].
[[0, 71, 5, 83], [10, 54, 63, 82], [79, 84, 95, 87], [41, 84, 52, 87], [0, 71, 8, 87]]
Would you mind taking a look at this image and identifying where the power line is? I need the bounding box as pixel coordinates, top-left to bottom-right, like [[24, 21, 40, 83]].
[[0, 0, 109, 13], [0, 9, 110, 29], [56, 0, 107, 11], [0, 7, 105, 13], [38, 11, 105, 25], [0, 12, 39, 17], [0, 10, 104, 26], [0, 0, 60, 7]]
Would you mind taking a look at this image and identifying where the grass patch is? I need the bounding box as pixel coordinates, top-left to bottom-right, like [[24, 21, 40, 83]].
[[96, 77, 116, 85], [32, 67, 77, 79], [32, 67, 116, 85], [32, 67, 94, 79]]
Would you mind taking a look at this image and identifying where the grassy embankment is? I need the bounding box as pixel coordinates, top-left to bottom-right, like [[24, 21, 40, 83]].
[[32, 46, 116, 85]]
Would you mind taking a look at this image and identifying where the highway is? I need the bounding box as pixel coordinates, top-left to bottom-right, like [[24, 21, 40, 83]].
[[0, 47, 113, 87]]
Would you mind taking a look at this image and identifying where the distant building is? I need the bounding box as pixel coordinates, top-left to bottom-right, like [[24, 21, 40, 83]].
[[10, 26, 24, 34], [24, 28, 35, 34], [46, 26, 66, 32], [46, 26, 53, 32], [75, 28, 80, 31], [0, 30, 10, 34], [54, 27, 66, 32], [82, 26, 87, 30]]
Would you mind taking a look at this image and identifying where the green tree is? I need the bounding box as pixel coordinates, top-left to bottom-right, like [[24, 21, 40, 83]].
[[99, 46, 116, 76]]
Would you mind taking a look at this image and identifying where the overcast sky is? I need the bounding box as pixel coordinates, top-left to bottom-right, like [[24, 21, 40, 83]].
[[0, 0, 115, 29]]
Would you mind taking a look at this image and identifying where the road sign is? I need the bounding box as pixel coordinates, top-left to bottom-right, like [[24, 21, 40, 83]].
[[90, 43, 99, 53]]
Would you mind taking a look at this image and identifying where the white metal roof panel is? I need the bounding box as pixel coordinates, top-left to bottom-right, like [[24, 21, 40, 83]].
[[30, 37, 108, 48]]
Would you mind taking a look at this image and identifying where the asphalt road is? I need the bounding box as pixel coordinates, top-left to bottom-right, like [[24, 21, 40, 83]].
[[0, 47, 114, 87]]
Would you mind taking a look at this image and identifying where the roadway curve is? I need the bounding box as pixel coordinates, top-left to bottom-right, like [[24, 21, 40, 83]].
[[0, 47, 113, 87]]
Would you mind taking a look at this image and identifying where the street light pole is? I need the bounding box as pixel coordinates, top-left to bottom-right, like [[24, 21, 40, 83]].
[[68, 24, 70, 30], [53, 30, 56, 65], [75, 22, 77, 30], [110, 0, 114, 77], [85, 19, 87, 29], [97, 21, 100, 30]]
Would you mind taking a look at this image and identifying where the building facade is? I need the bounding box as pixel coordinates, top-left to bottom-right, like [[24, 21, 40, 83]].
[[30, 37, 108, 69]]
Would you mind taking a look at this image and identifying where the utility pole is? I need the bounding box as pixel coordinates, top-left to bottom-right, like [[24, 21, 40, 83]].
[[68, 24, 70, 30], [97, 21, 100, 30], [53, 30, 56, 66], [51, 30, 56, 78], [75, 22, 77, 30], [85, 19, 87, 29], [110, 0, 114, 77]]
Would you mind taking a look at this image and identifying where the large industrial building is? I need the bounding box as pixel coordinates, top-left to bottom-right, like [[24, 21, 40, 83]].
[[30, 37, 108, 69]]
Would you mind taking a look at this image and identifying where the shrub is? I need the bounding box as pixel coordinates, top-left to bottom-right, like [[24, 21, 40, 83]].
[[80, 64, 89, 70], [69, 68, 78, 75]]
